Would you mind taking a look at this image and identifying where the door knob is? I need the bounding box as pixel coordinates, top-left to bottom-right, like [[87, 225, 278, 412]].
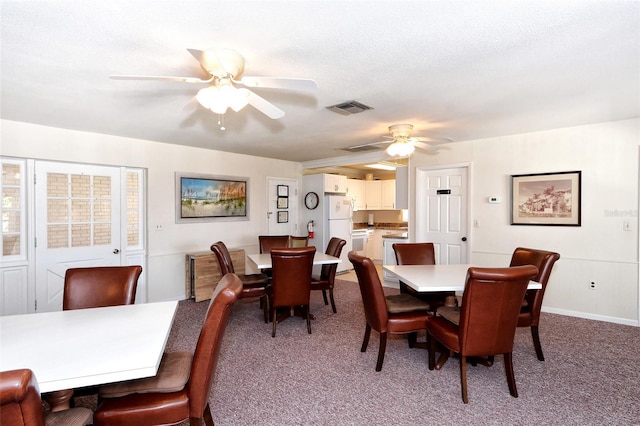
[[461, 237, 467, 242], [113, 249, 120, 254]]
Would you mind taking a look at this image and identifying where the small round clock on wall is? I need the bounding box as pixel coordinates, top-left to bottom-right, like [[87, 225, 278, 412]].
[[304, 192, 319, 210]]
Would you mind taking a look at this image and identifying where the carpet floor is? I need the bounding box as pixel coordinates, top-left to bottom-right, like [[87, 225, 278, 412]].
[[75, 277, 640, 425]]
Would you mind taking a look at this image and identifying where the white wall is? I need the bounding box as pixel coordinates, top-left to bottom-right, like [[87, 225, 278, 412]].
[[409, 118, 640, 325], [1, 120, 302, 302]]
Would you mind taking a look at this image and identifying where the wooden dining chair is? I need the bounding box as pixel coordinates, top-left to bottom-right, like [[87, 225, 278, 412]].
[[93, 273, 242, 426], [270, 246, 316, 337], [392, 242, 456, 312], [510, 247, 560, 361], [63, 265, 142, 310], [211, 241, 270, 323], [258, 235, 291, 280], [0, 369, 92, 426], [310, 237, 346, 313], [289, 235, 309, 247], [57, 265, 143, 407], [426, 265, 538, 403], [348, 251, 432, 371]]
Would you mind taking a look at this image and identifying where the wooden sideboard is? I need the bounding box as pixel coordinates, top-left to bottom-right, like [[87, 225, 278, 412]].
[[185, 249, 246, 302]]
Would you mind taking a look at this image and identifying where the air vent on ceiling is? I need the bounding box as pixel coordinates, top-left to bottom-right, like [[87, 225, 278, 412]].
[[326, 100, 374, 115]]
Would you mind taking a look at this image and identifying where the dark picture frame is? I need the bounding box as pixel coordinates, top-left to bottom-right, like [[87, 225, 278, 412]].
[[277, 211, 289, 223], [277, 184, 289, 197], [511, 171, 581, 226], [175, 172, 249, 223], [277, 196, 288, 209]]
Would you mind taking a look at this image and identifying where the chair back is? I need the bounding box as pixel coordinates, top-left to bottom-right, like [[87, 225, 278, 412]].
[[509, 247, 560, 323], [210, 241, 235, 275], [270, 247, 316, 308], [289, 235, 309, 247], [187, 273, 242, 419], [319, 237, 347, 281], [393, 242, 436, 265], [348, 251, 389, 333], [63, 265, 142, 310], [258, 235, 290, 253], [0, 369, 45, 426], [458, 265, 538, 356]]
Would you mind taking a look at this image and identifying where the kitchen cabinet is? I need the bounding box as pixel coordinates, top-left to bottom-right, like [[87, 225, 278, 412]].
[[365, 229, 398, 263], [382, 237, 407, 282], [323, 174, 348, 193], [347, 178, 366, 211], [382, 180, 396, 209], [365, 180, 382, 210]]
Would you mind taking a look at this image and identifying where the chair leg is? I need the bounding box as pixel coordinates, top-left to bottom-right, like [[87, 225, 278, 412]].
[[361, 324, 372, 352], [322, 290, 329, 305], [531, 325, 545, 361], [460, 355, 469, 404], [190, 402, 214, 426], [427, 333, 436, 370], [272, 309, 277, 338], [328, 288, 337, 313], [306, 305, 312, 334], [408, 332, 417, 348], [504, 352, 518, 398], [375, 332, 388, 372], [262, 295, 269, 323]]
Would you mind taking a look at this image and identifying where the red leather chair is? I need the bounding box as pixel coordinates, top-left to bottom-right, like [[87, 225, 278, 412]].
[[426, 265, 538, 403], [510, 247, 561, 361], [63, 265, 142, 310], [348, 251, 432, 371], [0, 369, 91, 426], [310, 237, 346, 313], [93, 273, 242, 426], [393, 242, 455, 311], [258, 235, 291, 281], [270, 246, 316, 337], [211, 241, 270, 322]]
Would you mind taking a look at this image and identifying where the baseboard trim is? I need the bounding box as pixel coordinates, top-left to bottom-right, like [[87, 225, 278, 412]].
[[542, 307, 639, 327]]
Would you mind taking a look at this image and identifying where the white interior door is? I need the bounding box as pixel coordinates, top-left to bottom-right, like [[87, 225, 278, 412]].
[[266, 177, 299, 236], [415, 166, 469, 264], [35, 162, 122, 312]]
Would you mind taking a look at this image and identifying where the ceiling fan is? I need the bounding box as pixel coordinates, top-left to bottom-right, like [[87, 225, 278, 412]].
[[346, 124, 452, 157], [110, 48, 318, 120]]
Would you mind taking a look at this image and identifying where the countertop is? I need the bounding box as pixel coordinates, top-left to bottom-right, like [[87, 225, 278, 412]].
[[382, 232, 408, 239]]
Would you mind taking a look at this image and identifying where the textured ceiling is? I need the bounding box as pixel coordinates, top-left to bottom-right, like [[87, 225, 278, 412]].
[[1, 1, 638, 166]]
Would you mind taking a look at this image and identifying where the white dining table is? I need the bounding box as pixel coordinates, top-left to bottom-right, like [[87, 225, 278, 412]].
[[382, 264, 542, 292], [0, 301, 178, 397], [247, 252, 341, 270]]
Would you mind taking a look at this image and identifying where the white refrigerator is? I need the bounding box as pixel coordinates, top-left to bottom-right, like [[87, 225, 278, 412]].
[[325, 195, 353, 273]]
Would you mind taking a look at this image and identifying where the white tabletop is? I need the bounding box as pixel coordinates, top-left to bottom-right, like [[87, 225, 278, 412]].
[[0, 301, 178, 393], [248, 252, 341, 270], [382, 264, 542, 292]]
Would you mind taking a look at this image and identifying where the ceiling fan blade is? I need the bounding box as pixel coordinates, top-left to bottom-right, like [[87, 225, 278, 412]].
[[238, 76, 318, 91], [187, 49, 225, 75], [347, 140, 392, 150], [110, 74, 213, 83], [242, 89, 285, 119], [413, 136, 453, 144], [414, 141, 441, 152]]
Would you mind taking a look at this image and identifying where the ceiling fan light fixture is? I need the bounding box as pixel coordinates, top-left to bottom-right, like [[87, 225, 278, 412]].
[[386, 141, 415, 157]]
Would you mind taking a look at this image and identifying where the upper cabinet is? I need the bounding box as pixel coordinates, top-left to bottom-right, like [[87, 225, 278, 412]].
[[347, 179, 366, 211], [323, 174, 348, 194], [304, 173, 348, 194], [364, 180, 382, 210], [381, 180, 396, 210]]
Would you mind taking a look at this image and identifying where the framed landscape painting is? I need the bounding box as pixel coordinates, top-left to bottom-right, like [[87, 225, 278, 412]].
[[511, 171, 581, 226], [176, 172, 249, 223]]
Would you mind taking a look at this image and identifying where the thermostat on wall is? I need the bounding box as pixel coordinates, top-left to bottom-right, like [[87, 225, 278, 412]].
[[488, 196, 501, 204]]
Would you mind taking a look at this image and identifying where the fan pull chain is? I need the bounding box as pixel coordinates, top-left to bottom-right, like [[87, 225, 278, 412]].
[[218, 114, 225, 131]]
